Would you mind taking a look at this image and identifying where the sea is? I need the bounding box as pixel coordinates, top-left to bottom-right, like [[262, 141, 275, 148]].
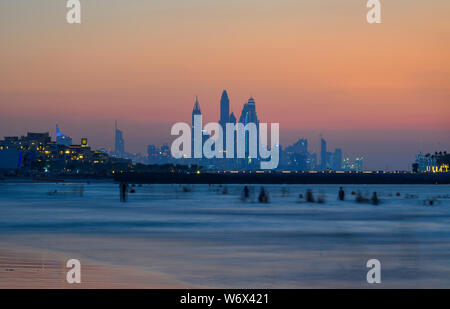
[[1, 182, 450, 288]]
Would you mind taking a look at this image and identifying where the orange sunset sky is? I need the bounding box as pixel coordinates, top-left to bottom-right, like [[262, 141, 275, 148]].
[[0, 0, 449, 169]]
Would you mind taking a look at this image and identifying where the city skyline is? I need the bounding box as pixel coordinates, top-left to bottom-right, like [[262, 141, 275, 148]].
[[1, 1, 449, 170], [0, 90, 446, 170], [1, 87, 449, 170], [1, 89, 447, 172]]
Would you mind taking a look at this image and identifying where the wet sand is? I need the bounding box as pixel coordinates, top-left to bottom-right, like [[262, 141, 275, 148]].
[[3, 234, 449, 289], [0, 242, 195, 289]]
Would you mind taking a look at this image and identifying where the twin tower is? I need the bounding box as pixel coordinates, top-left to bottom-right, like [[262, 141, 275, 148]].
[[192, 90, 259, 128]]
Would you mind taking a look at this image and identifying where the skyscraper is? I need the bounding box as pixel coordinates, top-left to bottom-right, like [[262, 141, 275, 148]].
[[282, 138, 314, 171], [219, 90, 230, 127], [239, 97, 259, 125], [191, 96, 203, 158], [114, 121, 125, 156], [219, 90, 232, 153], [229, 112, 236, 124], [355, 157, 364, 171], [320, 138, 327, 170], [225, 111, 237, 164], [192, 96, 201, 127], [333, 148, 342, 171], [287, 138, 309, 155], [239, 97, 260, 161]]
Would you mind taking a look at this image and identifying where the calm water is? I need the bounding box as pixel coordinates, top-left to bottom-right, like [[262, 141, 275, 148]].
[[1, 182, 450, 287]]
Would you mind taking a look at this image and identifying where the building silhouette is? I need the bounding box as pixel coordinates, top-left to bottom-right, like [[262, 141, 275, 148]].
[[343, 156, 364, 171], [191, 96, 211, 160], [219, 90, 230, 127], [333, 148, 343, 170], [239, 97, 259, 125], [192, 96, 201, 127], [319, 137, 344, 171], [191, 96, 202, 155], [320, 138, 327, 170], [114, 121, 125, 157], [219, 90, 231, 152], [281, 138, 316, 171], [56, 124, 72, 147], [238, 97, 260, 164], [229, 112, 236, 124], [0, 131, 131, 175], [355, 157, 364, 171], [415, 152, 449, 173]]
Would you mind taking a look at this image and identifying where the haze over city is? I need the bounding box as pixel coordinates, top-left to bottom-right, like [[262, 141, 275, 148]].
[[1, 0, 449, 170]]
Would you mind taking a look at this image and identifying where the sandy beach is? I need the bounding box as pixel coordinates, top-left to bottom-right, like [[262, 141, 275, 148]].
[[0, 241, 194, 289]]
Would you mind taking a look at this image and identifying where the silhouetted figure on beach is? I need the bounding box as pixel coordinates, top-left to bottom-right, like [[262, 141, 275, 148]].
[[317, 192, 326, 204], [338, 187, 345, 201], [182, 186, 192, 192], [356, 190, 369, 203], [120, 182, 128, 202], [243, 186, 249, 199], [423, 198, 436, 206], [306, 189, 315, 203], [222, 186, 229, 195], [371, 192, 379, 205], [258, 187, 269, 203]]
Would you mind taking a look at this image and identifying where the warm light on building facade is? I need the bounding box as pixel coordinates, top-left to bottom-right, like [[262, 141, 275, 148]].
[[426, 164, 449, 173]]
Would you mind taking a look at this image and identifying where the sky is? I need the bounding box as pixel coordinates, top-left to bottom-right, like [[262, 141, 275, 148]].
[[0, 0, 449, 170]]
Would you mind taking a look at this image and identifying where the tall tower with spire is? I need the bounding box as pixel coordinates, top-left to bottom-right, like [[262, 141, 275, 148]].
[[192, 96, 201, 127], [191, 96, 203, 157], [219, 90, 232, 153], [219, 90, 230, 127]]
